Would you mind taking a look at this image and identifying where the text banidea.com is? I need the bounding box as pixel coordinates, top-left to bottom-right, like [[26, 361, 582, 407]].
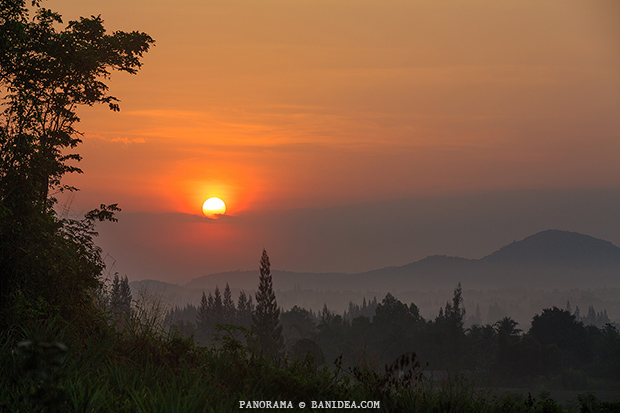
[[239, 400, 380, 409]]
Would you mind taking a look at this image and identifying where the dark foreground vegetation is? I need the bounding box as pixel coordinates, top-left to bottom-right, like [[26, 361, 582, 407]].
[[3, 311, 620, 412], [169, 282, 620, 384], [1, 1, 619, 411]]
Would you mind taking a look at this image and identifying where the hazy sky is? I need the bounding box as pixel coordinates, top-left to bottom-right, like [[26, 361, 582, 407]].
[[51, 0, 620, 283]]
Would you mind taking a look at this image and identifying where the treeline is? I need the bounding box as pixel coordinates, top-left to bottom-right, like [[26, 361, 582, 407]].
[[572, 303, 611, 329], [166, 282, 620, 389]]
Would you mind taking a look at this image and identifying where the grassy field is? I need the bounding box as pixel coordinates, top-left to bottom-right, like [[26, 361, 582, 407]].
[[1, 317, 619, 412]]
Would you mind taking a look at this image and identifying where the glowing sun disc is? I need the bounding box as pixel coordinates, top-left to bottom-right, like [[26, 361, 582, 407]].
[[203, 197, 226, 216]]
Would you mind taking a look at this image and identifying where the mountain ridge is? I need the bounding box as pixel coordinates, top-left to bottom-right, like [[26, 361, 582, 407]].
[[128, 229, 620, 323], [482, 229, 620, 266], [176, 229, 620, 292]]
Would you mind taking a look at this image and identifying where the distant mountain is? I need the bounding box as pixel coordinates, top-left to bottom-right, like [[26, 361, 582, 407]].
[[170, 229, 620, 294], [341, 255, 474, 292], [129, 230, 620, 322], [482, 229, 620, 267]]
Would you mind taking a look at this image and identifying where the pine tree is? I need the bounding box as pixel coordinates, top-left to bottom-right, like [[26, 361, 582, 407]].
[[443, 282, 466, 328], [213, 286, 223, 325], [197, 292, 209, 329], [237, 291, 248, 327], [252, 249, 283, 361], [196, 291, 209, 344], [587, 305, 596, 325], [319, 303, 334, 325], [223, 283, 235, 323], [110, 273, 132, 329], [120, 276, 132, 312], [111, 274, 121, 308], [434, 283, 466, 369], [237, 291, 254, 329]]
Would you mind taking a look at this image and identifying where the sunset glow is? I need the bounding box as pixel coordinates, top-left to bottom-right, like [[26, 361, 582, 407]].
[[48, 0, 620, 281]]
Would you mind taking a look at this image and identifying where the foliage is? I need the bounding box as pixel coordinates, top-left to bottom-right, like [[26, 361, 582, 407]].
[[428, 282, 467, 370], [109, 273, 132, 329], [3, 312, 605, 413], [529, 307, 591, 371], [252, 249, 284, 362], [2, 274, 619, 412], [0, 0, 153, 208], [0, 202, 121, 327], [0, 0, 153, 326]]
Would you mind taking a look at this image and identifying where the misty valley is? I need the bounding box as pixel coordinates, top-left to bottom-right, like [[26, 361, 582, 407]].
[[136, 229, 620, 329], [4, 224, 620, 411], [2, 0, 620, 411], [125, 230, 620, 408]]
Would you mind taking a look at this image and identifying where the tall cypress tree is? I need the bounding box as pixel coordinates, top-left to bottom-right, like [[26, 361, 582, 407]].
[[223, 283, 235, 324], [252, 249, 283, 361]]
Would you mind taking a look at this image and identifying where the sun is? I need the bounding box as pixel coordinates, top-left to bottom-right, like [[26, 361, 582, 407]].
[[202, 197, 226, 217]]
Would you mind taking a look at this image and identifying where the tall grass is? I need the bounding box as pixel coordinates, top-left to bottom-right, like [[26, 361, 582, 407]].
[[2, 310, 616, 412]]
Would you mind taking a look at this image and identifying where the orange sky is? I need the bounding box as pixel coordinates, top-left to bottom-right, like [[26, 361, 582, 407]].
[[50, 0, 620, 280]]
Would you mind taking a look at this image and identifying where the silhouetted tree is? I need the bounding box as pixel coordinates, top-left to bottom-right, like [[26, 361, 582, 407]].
[[579, 305, 611, 328], [443, 282, 466, 329], [594, 324, 620, 380], [194, 286, 233, 344], [343, 298, 378, 322], [212, 286, 223, 325], [281, 305, 317, 343], [196, 292, 209, 343], [432, 283, 467, 369], [236, 290, 253, 329], [372, 293, 424, 364], [495, 317, 521, 343], [467, 303, 482, 326], [0, 0, 153, 325], [319, 303, 336, 326], [223, 283, 235, 323], [252, 249, 284, 361], [529, 306, 589, 370], [316, 304, 349, 366], [110, 273, 132, 328], [586, 305, 597, 326], [465, 324, 496, 373], [165, 303, 197, 339], [494, 317, 521, 378], [530, 307, 584, 349]]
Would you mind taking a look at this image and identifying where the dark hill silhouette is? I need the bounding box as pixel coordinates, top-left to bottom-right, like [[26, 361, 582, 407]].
[[178, 229, 620, 293], [353, 255, 476, 291], [482, 229, 620, 267]]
